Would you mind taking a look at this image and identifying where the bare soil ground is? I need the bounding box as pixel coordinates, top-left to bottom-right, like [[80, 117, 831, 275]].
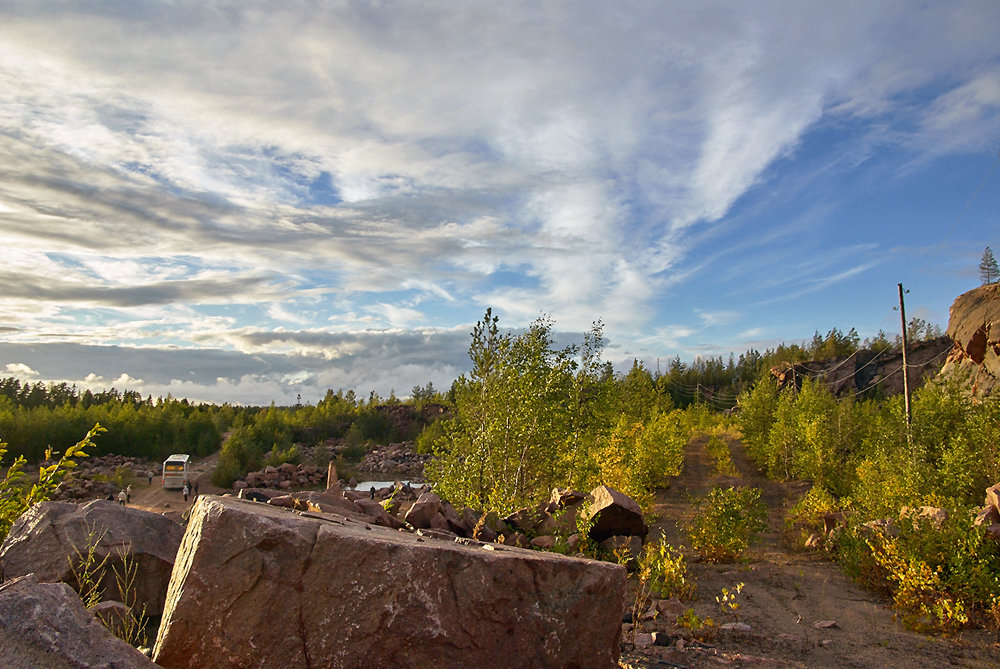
[[623, 436, 999, 668]]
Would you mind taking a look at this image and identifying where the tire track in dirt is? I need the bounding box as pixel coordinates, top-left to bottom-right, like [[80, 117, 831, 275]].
[[633, 436, 997, 669]]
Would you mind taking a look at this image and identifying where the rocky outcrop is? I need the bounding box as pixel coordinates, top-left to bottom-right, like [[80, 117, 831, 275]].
[[939, 283, 1000, 395], [0, 499, 183, 615], [974, 482, 1000, 541], [153, 495, 626, 669], [772, 336, 952, 398], [374, 402, 449, 441], [772, 284, 1000, 397], [0, 574, 156, 669]]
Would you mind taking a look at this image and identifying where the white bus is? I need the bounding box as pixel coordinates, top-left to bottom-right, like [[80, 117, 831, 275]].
[[162, 454, 190, 490]]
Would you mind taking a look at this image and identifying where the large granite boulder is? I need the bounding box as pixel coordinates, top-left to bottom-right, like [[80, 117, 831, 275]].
[[582, 485, 648, 543], [0, 573, 156, 668], [403, 490, 443, 528], [153, 495, 626, 668], [0, 499, 184, 615]]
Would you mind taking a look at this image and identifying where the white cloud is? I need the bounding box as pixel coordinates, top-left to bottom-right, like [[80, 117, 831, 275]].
[[696, 310, 742, 328], [4, 362, 37, 377]]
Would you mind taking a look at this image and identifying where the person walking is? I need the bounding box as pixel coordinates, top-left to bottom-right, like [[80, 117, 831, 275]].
[[182, 482, 190, 502], [117, 489, 126, 506], [125, 484, 132, 504]]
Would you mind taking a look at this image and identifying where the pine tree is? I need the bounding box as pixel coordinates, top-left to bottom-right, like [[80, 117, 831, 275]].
[[980, 246, 999, 285]]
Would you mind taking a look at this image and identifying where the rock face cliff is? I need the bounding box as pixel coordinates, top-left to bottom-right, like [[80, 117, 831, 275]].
[[939, 283, 1000, 396], [772, 336, 952, 398]]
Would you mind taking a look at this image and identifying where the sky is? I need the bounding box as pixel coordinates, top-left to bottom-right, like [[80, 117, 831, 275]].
[[1, 1, 999, 406]]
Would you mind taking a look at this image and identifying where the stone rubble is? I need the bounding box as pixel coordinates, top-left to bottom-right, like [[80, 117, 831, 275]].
[[358, 440, 432, 476], [49, 454, 161, 501]]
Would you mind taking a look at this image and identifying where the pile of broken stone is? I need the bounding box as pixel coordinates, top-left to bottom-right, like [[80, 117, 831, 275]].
[[50, 454, 160, 501], [356, 440, 430, 476], [0, 482, 639, 668], [232, 462, 327, 491], [254, 480, 649, 555], [231, 440, 431, 490]]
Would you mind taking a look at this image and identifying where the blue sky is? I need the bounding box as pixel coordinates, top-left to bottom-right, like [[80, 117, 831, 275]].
[[1, 1, 999, 405]]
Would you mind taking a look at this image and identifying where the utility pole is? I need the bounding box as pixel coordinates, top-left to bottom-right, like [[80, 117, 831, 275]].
[[898, 283, 912, 446]]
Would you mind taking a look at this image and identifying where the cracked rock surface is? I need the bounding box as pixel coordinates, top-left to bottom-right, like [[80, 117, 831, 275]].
[[0, 573, 156, 669], [0, 499, 184, 615], [153, 495, 625, 669]]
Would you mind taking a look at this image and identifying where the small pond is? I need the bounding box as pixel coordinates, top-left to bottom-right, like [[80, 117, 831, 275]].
[[350, 480, 424, 492]]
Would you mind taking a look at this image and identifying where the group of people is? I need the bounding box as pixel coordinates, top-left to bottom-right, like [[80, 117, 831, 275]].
[[181, 480, 199, 502], [114, 484, 133, 506], [108, 478, 200, 507]]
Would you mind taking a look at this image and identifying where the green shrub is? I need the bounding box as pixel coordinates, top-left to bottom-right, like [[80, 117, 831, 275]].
[[414, 419, 445, 455], [687, 486, 768, 562], [861, 509, 1000, 632], [594, 411, 685, 509], [848, 453, 921, 522], [210, 453, 242, 488], [1, 424, 102, 540], [70, 527, 148, 647], [638, 533, 696, 601], [706, 435, 737, 476], [785, 484, 839, 546], [111, 465, 134, 490], [736, 377, 778, 467], [311, 441, 331, 469], [264, 443, 301, 468]]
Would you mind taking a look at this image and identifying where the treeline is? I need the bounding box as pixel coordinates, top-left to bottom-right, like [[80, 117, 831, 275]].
[[0, 379, 405, 466], [0, 378, 433, 473], [0, 380, 227, 463], [0, 315, 942, 482]]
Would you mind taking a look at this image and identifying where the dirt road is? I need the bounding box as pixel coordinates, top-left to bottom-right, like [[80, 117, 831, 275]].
[[125, 453, 226, 522], [627, 436, 997, 668]]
